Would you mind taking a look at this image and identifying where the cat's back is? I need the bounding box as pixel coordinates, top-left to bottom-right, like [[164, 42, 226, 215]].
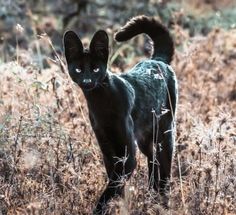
[[120, 59, 177, 132], [120, 59, 175, 107]]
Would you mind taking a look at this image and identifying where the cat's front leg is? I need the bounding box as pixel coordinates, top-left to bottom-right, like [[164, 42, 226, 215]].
[[93, 116, 136, 215]]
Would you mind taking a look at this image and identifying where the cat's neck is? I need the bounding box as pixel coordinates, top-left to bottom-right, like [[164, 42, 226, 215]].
[[82, 71, 112, 103]]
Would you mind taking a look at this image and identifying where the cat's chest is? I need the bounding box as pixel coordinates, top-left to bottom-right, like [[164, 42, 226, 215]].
[[88, 108, 126, 136], [87, 95, 124, 129], [85, 78, 134, 125]]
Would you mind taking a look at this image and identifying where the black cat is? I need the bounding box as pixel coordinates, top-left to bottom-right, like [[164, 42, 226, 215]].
[[64, 15, 177, 214]]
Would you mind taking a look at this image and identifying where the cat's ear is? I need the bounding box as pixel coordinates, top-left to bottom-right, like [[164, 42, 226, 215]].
[[64, 31, 83, 63], [90, 30, 109, 62]]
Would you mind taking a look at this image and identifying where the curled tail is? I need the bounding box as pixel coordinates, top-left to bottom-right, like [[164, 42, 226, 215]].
[[114, 15, 174, 64]]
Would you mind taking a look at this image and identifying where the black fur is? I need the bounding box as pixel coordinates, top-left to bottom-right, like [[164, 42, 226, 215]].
[[64, 15, 178, 214]]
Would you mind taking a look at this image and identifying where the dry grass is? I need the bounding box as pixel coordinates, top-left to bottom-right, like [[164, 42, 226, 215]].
[[0, 25, 236, 215]]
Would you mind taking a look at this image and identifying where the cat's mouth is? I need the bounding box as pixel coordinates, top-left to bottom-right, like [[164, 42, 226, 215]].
[[79, 82, 97, 91]]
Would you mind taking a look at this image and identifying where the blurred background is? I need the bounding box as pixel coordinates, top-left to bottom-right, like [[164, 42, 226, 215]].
[[0, 0, 236, 65]]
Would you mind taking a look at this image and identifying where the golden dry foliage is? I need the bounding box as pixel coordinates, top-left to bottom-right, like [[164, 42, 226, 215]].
[[0, 25, 236, 215]]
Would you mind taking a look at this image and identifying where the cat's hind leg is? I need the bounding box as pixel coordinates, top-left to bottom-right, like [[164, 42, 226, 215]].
[[155, 113, 174, 195], [138, 115, 174, 195], [137, 134, 160, 191]]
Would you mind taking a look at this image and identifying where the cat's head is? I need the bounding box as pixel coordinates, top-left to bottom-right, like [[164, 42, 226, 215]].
[[64, 30, 109, 91]]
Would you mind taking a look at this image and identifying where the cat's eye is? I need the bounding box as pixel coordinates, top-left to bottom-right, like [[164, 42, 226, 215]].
[[93, 68, 100, 73], [75, 68, 82, 73]]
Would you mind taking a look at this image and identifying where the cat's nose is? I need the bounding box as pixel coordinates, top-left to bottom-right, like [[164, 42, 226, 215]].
[[83, 79, 92, 84]]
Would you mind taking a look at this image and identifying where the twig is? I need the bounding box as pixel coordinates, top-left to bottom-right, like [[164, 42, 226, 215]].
[[177, 154, 186, 213], [14, 115, 23, 160]]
